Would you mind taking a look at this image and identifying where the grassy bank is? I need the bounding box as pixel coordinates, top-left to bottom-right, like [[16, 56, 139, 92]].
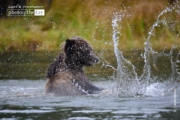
[[0, 0, 179, 53]]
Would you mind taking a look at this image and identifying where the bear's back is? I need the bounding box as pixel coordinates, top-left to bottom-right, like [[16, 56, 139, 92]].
[[45, 70, 88, 96]]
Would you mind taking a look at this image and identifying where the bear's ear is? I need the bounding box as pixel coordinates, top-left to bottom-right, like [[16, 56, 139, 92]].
[[64, 38, 76, 53]]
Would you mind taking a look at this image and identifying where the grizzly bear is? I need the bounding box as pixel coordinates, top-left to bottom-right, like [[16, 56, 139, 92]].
[[45, 36, 103, 96]]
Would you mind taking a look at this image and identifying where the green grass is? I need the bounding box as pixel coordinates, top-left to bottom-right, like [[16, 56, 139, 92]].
[[0, 0, 179, 53]]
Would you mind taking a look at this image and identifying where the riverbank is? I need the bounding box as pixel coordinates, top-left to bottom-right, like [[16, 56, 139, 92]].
[[0, 0, 179, 53]]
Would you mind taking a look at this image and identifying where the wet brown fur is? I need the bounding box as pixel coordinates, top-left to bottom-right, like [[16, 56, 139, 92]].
[[45, 36, 102, 96]]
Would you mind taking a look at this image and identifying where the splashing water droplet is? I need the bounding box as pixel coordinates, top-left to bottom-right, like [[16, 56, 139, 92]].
[[112, 4, 180, 97]]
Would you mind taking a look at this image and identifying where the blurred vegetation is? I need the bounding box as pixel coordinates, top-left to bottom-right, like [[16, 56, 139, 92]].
[[0, 0, 180, 53]]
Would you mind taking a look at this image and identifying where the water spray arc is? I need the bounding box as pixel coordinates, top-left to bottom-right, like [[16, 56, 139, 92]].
[[112, 3, 180, 97], [112, 14, 139, 96]]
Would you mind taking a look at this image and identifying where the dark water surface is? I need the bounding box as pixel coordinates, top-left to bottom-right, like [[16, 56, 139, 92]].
[[0, 51, 116, 80]]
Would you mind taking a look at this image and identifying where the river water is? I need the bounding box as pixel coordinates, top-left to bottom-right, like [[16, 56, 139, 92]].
[[0, 79, 180, 120]]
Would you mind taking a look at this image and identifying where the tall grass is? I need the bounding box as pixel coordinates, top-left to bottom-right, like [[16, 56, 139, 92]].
[[0, 0, 179, 53]]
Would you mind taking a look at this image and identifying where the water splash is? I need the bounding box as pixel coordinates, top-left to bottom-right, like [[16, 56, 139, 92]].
[[112, 4, 180, 97], [112, 14, 139, 96]]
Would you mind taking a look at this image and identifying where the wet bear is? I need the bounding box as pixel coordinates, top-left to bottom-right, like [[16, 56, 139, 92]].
[[45, 36, 103, 96]]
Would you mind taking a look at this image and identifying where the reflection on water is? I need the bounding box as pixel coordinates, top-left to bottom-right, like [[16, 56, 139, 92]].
[[1, 49, 178, 80], [0, 51, 57, 79], [0, 79, 180, 119], [0, 50, 116, 80]]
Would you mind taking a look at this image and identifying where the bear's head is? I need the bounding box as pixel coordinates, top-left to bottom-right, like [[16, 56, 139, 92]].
[[64, 36, 99, 70]]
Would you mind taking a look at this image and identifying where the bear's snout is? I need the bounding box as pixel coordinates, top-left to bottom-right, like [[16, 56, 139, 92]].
[[93, 55, 99, 63], [87, 53, 99, 65]]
